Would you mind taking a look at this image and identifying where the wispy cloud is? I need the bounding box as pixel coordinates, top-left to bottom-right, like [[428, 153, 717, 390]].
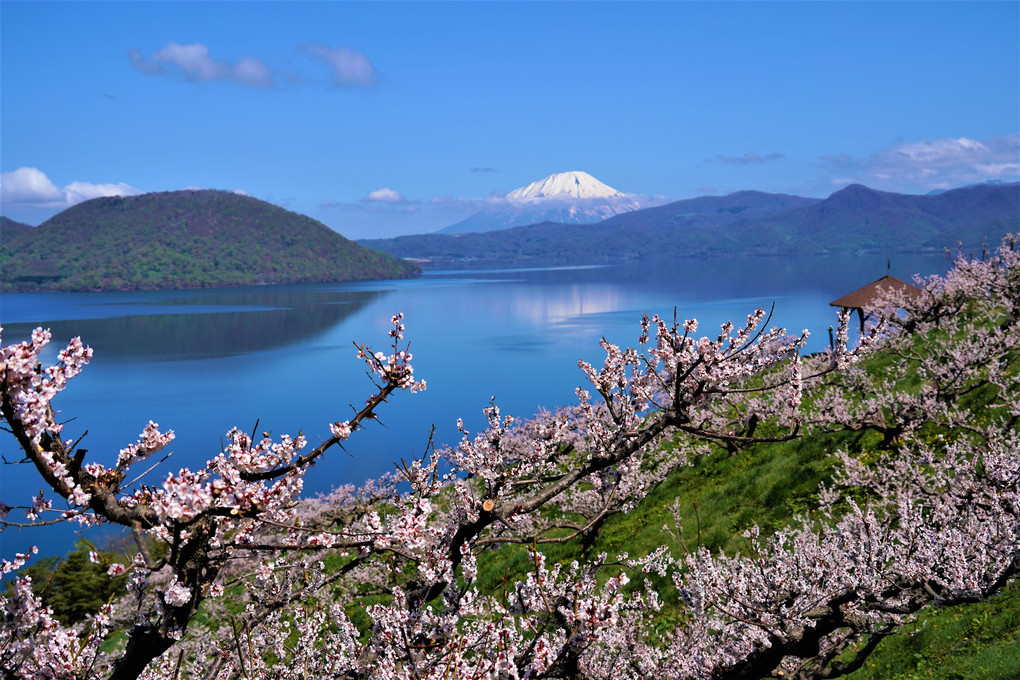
[[717, 152, 784, 165], [427, 192, 508, 211], [129, 41, 380, 91], [129, 42, 274, 88], [320, 200, 363, 211], [823, 134, 1020, 192], [127, 48, 165, 76], [321, 186, 512, 217], [301, 44, 376, 88], [65, 181, 143, 203], [0, 167, 142, 208]]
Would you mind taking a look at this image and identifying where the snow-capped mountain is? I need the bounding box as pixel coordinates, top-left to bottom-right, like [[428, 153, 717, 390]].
[[437, 171, 655, 234], [506, 171, 627, 201]]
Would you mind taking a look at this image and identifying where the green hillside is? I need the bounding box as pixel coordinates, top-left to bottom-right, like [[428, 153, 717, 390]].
[[0, 190, 420, 292]]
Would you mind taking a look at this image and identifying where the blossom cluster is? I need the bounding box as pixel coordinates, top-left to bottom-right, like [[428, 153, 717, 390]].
[[0, 327, 92, 442]]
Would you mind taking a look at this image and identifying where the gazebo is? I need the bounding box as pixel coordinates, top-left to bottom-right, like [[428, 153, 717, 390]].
[[830, 274, 925, 335]]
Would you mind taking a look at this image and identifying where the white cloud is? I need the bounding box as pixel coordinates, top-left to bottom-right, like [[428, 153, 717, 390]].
[[824, 134, 1020, 193], [302, 44, 376, 87], [130, 42, 274, 88], [362, 187, 411, 204], [0, 167, 65, 203], [0, 167, 141, 208], [154, 42, 226, 81], [233, 57, 274, 89], [322, 189, 420, 214], [66, 181, 143, 203]]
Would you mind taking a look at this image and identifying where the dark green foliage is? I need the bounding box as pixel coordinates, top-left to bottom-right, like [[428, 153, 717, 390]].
[[5, 543, 128, 624], [0, 190, 420, 292]]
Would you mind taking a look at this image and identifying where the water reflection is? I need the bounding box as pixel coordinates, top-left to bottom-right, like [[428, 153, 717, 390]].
[[425, 253, 956, 345], [2, 289, 384, 362], [508, 284, 623, 326]]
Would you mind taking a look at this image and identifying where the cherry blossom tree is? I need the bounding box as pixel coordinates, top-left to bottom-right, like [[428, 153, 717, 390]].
[[2, 237, 1017, 680], [2, 316, 424, 679]]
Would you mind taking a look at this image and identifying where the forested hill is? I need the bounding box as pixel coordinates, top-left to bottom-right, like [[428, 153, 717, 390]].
[[0, 216, 34, 239], [360, 183, 1020, 267], [0, 190, 420, 292]]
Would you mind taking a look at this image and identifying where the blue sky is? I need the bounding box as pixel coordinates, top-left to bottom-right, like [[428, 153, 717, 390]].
[[2, 1, 1018, 238]]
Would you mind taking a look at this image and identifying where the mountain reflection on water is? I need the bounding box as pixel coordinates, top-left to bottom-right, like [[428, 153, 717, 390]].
[[2, 289, 385, 362]]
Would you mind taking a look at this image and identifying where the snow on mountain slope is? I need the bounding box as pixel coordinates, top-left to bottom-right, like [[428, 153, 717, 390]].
[[438, 171, 655, 234], [506, 171, 626, 202]]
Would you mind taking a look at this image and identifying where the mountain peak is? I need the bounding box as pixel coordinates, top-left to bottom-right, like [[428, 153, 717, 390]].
[[506, 171, 626, 202], [435, 171, 654, 234]]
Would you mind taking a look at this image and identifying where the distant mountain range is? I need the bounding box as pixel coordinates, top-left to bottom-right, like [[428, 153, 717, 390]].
[[925, 179, 1015, 196], [360, 183, 1020, 267], [437, 171, 659, 234], [1, 190, 420, 292]]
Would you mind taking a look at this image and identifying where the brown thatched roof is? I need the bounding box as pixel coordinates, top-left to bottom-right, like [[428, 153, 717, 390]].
[[829, 275, 924, 311]]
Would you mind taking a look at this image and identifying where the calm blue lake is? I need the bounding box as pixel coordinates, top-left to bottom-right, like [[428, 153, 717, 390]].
[[1, 254, 952, 557]]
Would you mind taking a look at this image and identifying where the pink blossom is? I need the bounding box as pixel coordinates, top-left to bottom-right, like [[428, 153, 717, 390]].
[[163, 580, 192, 607]]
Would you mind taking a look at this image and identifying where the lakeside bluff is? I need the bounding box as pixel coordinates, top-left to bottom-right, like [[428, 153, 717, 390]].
[[0, 190, 420, 292]]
